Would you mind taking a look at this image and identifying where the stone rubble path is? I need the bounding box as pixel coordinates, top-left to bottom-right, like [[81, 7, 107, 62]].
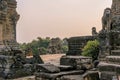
[[13, 54, 65, 80]]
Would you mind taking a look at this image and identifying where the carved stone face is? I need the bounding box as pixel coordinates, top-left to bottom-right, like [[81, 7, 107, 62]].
[[104, 8, 111, 16], [105, 9, 111, 14]]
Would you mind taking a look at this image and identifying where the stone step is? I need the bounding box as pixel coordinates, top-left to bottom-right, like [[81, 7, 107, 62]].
[[106, 56, 120, 65], [61, 75, 83, 80], [100, 71, 118, 80], [36, 64, 60, 73], [98, 62, 120, 74], [111, 50, 120, 56], [35, 70, 84, 80], [57, 65, 74, 71], [60, 56, 93, 70], [60, 56, 92, 66]]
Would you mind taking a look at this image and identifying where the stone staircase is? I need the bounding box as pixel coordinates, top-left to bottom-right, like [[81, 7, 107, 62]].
[[99, 49, 120, 80]]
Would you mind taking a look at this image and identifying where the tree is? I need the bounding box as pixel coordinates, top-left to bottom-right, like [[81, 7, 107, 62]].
[[19, 37, 51, 55], [19, 37, 68, 55], [82, 40, 99, 61]]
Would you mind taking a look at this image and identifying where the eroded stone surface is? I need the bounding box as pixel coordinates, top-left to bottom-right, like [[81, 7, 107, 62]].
[[61, 75, 83, 80], [36, 64, 60, 73], [83, 71, 99, 80], [100, 72, 118, 80], [0, 0, 20, 51], [35, 70, 84, 80], [60, 56, 93, 70], [66, 36, 96, 55]]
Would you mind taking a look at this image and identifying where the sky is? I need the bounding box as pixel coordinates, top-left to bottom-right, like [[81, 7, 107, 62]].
[[16, 0, 112, 43]]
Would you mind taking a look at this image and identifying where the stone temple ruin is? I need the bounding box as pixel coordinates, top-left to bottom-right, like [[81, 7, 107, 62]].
[[0, 0, 19, 51], [0, 0, 120, 80], [35, 0, 120, 80], [48, 38, 63, 54], [0, 0, 43, 79], [99, 0, 120, 79]]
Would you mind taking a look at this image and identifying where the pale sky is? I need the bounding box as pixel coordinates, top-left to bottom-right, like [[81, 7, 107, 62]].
[[16, 0, 112, 43]]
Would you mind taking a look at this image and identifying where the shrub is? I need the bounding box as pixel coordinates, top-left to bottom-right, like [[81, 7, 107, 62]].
[[82, 40, 99, 61]]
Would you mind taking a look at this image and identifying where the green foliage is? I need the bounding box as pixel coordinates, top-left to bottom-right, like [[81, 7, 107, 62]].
[[39, 47, 47, 54], [82, 40, 99, 61], [62, 38, 68, 53], [19, 37, 68, 55], [62, 45, 68, 53], [19, 37, 50, 55]]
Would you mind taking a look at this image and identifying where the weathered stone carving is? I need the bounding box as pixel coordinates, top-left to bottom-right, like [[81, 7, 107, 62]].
[[92, 27, 98, 36], [98, 8, 112, 58], [0, 0, 20, 51], [99, 0, 120, 79], [102, 8, 111, 30], [108, 0, 120, 51], [111, 0, 120, 15], [98, 29, 108, 58], [0, 0, 7, 22], [0, 0, 8, 13], [0, 0, 44, 79]]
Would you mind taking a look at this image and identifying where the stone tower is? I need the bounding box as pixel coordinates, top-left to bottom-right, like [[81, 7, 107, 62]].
[[109, 0, 120, 50], [99, 0, 120, 79], [111, 0, 120, 15], [0, 0, 19, 51]]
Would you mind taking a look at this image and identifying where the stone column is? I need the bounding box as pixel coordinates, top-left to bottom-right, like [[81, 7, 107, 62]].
[[0, 0, 20, 51]]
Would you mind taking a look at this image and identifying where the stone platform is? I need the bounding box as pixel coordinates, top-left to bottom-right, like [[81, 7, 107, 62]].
[[106, 56, 120, 64], [60, 56, 93, 70]]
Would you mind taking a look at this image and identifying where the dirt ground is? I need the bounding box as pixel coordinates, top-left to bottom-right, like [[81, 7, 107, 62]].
[[40, 54, 65, 65]]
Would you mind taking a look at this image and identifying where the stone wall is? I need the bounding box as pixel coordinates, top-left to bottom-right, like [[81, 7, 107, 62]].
[[67, 36, 96, 55]]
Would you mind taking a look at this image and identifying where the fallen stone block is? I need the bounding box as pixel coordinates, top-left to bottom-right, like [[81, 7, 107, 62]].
[[36, 64, 60, 73]]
